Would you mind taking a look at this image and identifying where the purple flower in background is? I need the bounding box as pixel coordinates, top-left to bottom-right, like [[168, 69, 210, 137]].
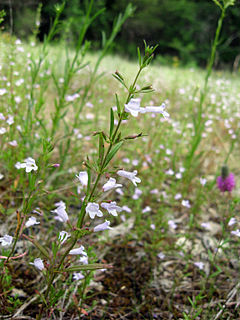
[[217, 165, 235, 192]]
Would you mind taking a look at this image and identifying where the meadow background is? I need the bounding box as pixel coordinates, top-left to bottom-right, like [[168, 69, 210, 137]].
[[0, 0, 240, 319]]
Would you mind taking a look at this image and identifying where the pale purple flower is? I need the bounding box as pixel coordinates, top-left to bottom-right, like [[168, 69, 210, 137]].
[[150, 224, 156, 230], [25, 216, 40, 228], [132, 188, 142, 200], [0, 127, 6, 135], [125, 98, 141, 117], [194, 261, 205, 270], [122, 205, 132, 213], [79, 255, 88, 264], [200, 177, 207, 186], [142, 206, 151, 213], [86, 202, 103, 219], [117, 170, 141, 186], [93, 220, 112, 232], [201, 222, 211, 230], [58, 231, 70, 244], [52, 201, 69, 223], [140, 103, 170, 119], [6, 115, 14, 125], [8, 140, 17, 147], [30, 258, 44, 271], [174, 193, 182, 200], [102, 177, 122, 192], [69, 245, 87, 255], [0, 234, 13, 246], [182, 200, 191, 208], [101, 202, 122, 216], [231, 229, 240, 237], [157, 252, 165, 259], [228, 217, 237, 226], [76, 171, 88, 187], [18, 157, 38, 173], [168, 220, 177, 229], [73, 272, 84, 280], [0, 88, 7, 95]]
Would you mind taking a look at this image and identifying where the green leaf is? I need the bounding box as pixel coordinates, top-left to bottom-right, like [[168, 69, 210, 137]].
[[98, 132, 105, 167], [57, 263, 113, 273], [110, 108, 114, 138], [115, 93, 121, 117], [103, 141, 123, 169]]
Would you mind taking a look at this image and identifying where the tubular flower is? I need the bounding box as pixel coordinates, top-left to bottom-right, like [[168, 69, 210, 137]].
[[101, 202, 122, 216], [103, 177, 122, 192], [86, 202, 103, 219], [117, 170, 141, 186], [217, 165, 235, 192]]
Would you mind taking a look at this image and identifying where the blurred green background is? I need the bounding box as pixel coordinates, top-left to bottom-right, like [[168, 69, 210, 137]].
[[1, 0, 240, 69]]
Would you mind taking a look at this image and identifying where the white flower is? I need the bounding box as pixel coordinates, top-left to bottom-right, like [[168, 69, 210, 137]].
[[125, 98, 142, 117], [132, 188, 142, 200], [157, 252, 165, 259], [168, 220, 177, 229], [150, 224, 156, 230], [94, 220, 112, 232], [194, 261, 205, 270], [18, 157, 38, 173], [122, 205, 132, 213], [0, 127, 6, 135], [117, 170, 141, 186], [231, 229, 240, 237], [201, 222, 211, 230], [228, 217, 237, 226], [174, 193, 182, 200], [73, 272, 84, 280], [6, 115, 14, 125], [142, 206, 151, 213], [0, 88, 7, 95], [69, 245, 87, 255], [58, 231, 70, 244], [200, 178, 207, 186], [76, 171, 88, 187], [101, 202, 122, 216], [166, 169, 174, 175], [0, 113, 5, 120], [52, 201, 69, 223], [79, 255, 88, 265], [30, 258, 44, 271], [140, 103, 170, 119], [8, 140, 17, 147], [102, 177, 122, 192], [25, 216, 40, 228], [0, 234, 13, 246], [0, 173, 4, 180], [86, 202, 103, 219], [65, 93, 80, 102], [182, 200, 191, 208]]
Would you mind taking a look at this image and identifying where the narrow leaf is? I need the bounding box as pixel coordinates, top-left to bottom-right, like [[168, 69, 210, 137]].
[[110, 108, 114, 138], [103, 141, 123, 168], [57, 263, 113, 273]]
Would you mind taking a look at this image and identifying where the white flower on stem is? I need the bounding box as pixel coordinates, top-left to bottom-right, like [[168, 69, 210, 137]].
[[6, 115, 14, 125], [79, 255, 88, 265], [102, 177, 122, 192], [94, 220, 112, 232], [0, 234, 13, 246], [142, 206, 151, 213], [0, 88, 7, 95], [18, 157, 38, 173], [117, 170, 141, 186], [124, 98, 142, 117], [200, 177, 207, 186], [30, 258, 44, 271], [58, 231, 70, 244], [76, 171, 88, 187], [69, 245, 87, 255], [8, 140, 17, 147], [52, 201, 69, 223], [86, 203, 103, 219], [140, 103, 170, 119], [168, 220, 177, 230], [182, 200, 191, 208], [101, 202, 122, 216], [228, 217, 236, 226], [73, 272, 84, 280], [0, 127, 6, 135], [231, 229, 240, 237], [25, 216, 40, 228], [194, 261, 205, 270]]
